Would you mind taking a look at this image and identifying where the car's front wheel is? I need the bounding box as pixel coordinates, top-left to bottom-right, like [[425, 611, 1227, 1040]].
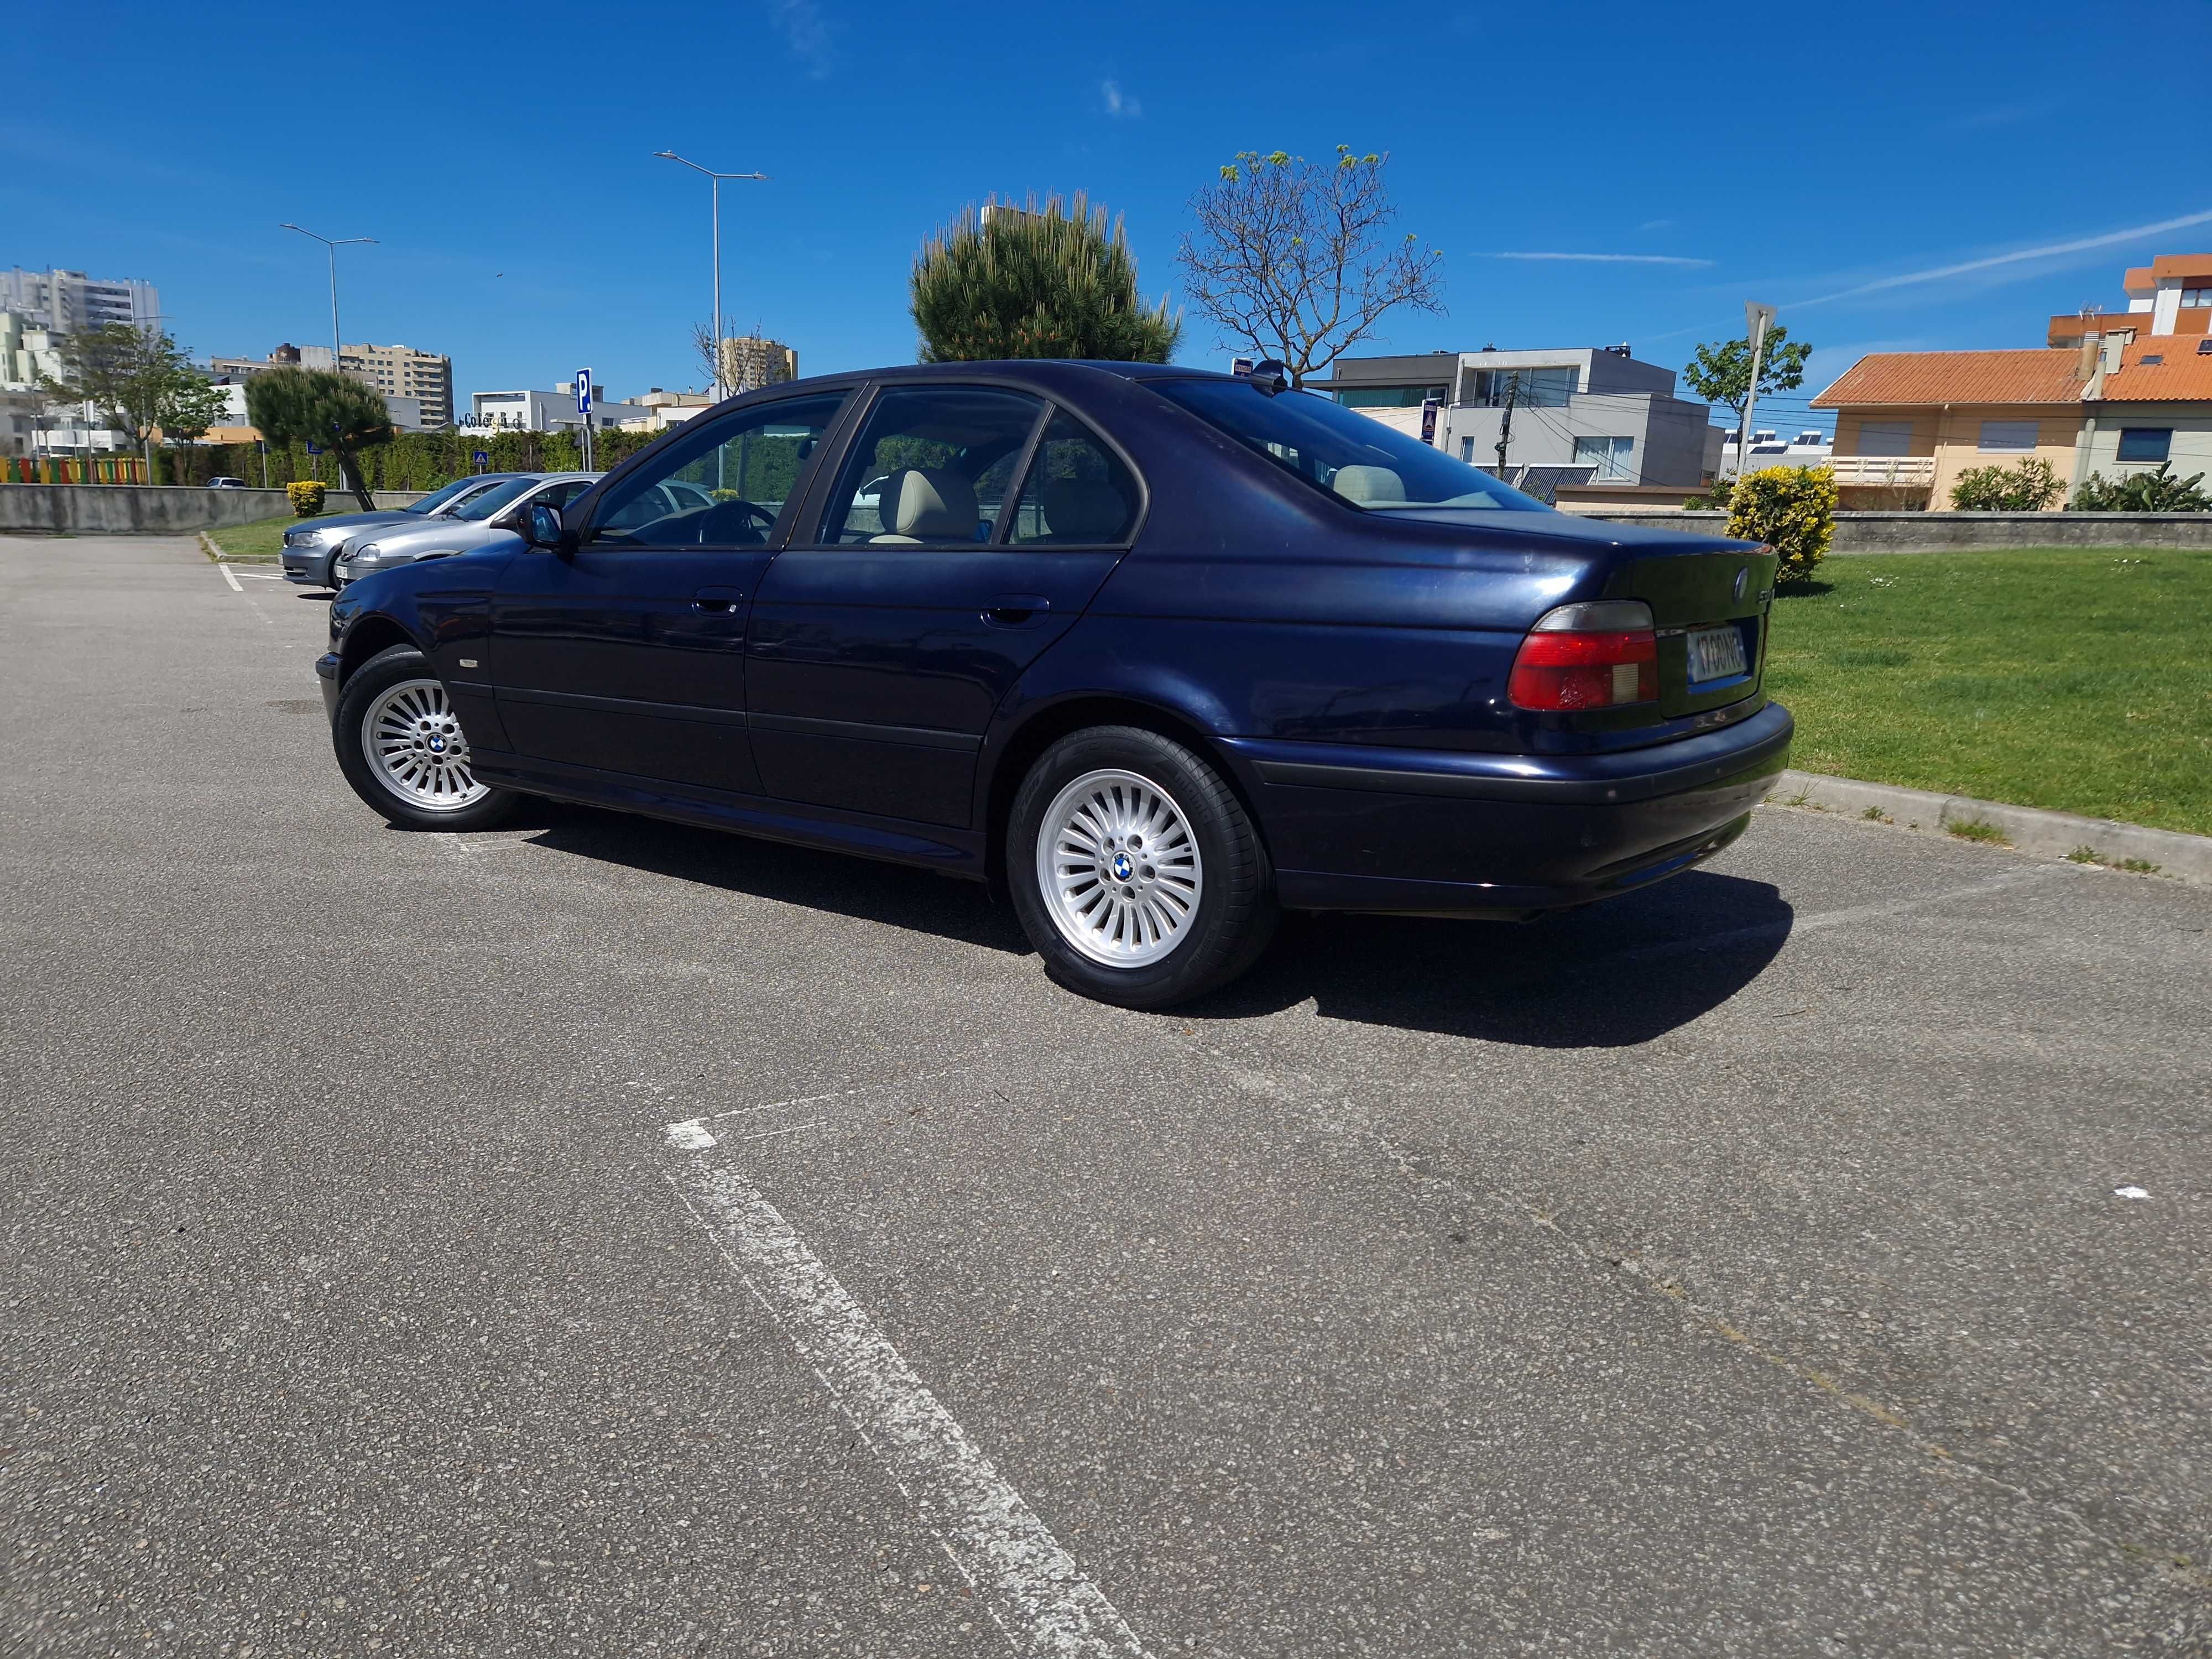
[[1009, 726, 1276, 1009], [332, 644, 517, 830]]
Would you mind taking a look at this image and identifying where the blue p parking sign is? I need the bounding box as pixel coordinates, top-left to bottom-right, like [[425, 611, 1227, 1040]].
[[575, 369, 592, 414]]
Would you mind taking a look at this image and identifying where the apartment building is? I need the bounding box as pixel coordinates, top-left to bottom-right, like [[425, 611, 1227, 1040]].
[[338, 342, 453, 428], [717, 335, 798, 393], [0, 267, 160, 335], [1319, 346, 1723, 488]]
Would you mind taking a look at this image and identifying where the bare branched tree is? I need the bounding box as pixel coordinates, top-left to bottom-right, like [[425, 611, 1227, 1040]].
[[1176, 146, 1444, 388]]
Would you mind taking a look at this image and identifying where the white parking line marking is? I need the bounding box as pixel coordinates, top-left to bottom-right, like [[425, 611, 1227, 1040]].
[[663, 1141, 1152, 1659], [218, 563, 243, 592]]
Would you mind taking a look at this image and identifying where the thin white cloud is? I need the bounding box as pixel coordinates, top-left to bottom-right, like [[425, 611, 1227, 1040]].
[[1791, 208, 2212, 309], [768, 0, 836, 78], [1487, 251, 1714, 268], [1100, 79, 1141, 119], [1637, 218, 1673, 232]]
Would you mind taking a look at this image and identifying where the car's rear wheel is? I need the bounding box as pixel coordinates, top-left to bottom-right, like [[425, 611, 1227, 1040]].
[[333, 644, 517, 830], [1009, 726, 1276, 1009]]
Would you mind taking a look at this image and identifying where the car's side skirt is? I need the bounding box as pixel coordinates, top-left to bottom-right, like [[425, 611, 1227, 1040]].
[[471, 748, 988, 877]]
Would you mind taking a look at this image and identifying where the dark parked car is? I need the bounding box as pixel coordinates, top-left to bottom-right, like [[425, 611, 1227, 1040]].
[[319, 362, 1789, 1008]]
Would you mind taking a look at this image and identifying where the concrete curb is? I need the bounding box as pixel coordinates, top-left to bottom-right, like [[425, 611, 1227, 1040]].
[[198, 530, 277, 564], [1763, 769, 2212, 887]]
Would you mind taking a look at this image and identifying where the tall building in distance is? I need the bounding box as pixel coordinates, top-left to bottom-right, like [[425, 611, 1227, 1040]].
[[206, 341, 454, 430], [718, 335, 797, 393], [1, 267, 160, 334], [338, 342, 453, 428]]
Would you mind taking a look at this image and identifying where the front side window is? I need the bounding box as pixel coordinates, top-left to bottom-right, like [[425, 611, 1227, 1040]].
[[820, 387, 1045, 545], [1004, 413, 1140, 545], [588, 392, 849, 547], [1978, 420, 2038, 453], [2117, 427, 2172, 463], [1153, 378, 1547, 513]]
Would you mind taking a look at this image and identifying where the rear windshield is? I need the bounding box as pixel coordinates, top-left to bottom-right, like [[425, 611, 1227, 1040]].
[[1152, 378, 1547, 513]]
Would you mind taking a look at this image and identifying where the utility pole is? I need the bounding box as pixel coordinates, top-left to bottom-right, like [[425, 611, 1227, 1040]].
[[653, 152, 769, 402], [1493, 370, 1520, 479], [1736, 301, 1777, 481]]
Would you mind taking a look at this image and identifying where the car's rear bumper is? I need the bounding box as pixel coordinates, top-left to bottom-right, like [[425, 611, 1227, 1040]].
[[1220, 700, 1792, 916]]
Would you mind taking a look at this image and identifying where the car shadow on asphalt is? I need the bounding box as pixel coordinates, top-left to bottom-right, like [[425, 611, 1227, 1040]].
[[513, 801, 1031, 956], [1191, 872, 1793, 1046], [517, 799, 1792, 1046]]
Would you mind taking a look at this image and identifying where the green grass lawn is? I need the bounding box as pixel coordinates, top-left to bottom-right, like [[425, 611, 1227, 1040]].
[[1765, 547, 2212, 837], [204, 512, 316, 560]]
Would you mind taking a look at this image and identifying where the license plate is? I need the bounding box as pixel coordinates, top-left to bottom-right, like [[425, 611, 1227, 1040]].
[[1686, 624, 1748, 683]]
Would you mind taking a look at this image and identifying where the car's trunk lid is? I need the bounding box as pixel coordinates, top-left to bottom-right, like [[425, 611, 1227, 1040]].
[[1599, 542, 1778, 717]]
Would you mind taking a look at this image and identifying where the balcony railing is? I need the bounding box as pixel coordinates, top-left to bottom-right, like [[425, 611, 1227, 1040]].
[[1827, 456, 1936, 486]]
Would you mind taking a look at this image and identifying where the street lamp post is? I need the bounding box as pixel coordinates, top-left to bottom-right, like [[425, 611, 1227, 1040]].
[[653, 152, 768, 401], [279, 222, 377, 374], [280, 223, 375, 498]]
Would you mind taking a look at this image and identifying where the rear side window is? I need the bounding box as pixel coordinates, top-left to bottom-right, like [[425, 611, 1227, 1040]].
[[820, 387, 1045, 546], [1005, 412, 1140, 545], [1152, 377, 1546, 513]]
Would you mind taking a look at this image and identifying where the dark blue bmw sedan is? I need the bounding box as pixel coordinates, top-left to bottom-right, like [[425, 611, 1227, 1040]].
[[320, 361, 1790, 1007]]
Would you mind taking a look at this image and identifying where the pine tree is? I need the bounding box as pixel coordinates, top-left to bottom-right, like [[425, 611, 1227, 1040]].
[[910, 192, 1180, 364], [245, 369, 394, 510]]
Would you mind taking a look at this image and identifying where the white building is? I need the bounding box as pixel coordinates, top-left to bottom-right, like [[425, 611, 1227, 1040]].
[[464, 384, 654, 434], [0, 267, 160, 335], [1319, 346, 1723, 488], [1718, 428, 1833, 476]]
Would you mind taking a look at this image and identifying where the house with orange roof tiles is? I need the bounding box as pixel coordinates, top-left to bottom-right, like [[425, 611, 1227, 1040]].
[[1813, 251, 2212, 508], [1811, 348, 2090, 510]]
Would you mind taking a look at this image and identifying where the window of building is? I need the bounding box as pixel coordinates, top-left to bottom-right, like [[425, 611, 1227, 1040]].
[[1856, 420, 1914, 457], [1333, 384, 1447, 409], [1572, 435, 1635, 481], [2180, 287, 2212, 307], [1977, 420, 2039, 453], [2116, 428, 2172, 463], [1462, 366, 1577, 408], [1459, 437, 1477, 462]]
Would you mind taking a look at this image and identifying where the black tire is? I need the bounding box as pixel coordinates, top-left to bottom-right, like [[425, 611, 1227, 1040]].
[[1008, 726, 1277, 1009], [332, 644, 518, 831]]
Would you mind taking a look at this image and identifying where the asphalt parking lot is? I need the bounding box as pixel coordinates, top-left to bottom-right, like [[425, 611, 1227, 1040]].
[[5, 532, 2209, 1657]]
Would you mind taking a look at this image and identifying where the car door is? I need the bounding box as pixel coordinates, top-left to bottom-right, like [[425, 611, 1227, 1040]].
[[485, 391, 852, 796], [747, 386, 1141, 828]]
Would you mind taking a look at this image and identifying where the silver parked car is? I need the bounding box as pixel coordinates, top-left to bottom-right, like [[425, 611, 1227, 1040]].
[[333, 473, 601, 587], [280, 473, 528, 588]]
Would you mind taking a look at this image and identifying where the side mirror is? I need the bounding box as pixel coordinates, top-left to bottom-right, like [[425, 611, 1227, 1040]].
[[520, 502, 566, 549]]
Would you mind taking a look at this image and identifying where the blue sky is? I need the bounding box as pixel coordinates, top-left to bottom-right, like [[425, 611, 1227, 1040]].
[[9, 0, 2210, 435]]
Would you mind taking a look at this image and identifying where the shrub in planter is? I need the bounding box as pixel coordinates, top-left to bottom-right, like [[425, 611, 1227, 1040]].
[[286, 480, 327, 517], [1726, 464, 1834, 583], [1949, 456, 2064, 512]]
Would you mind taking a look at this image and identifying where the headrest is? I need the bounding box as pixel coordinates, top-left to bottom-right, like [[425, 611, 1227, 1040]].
[[878, 468, 977, 540], [1039, 478, 1129, 542], [1331, 464, 1407, 505]]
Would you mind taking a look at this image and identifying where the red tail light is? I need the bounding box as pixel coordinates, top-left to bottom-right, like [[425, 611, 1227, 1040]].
[[1509, 601, 1658, 711]]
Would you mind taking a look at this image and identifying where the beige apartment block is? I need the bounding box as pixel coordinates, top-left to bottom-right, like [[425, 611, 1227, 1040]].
[[337, 343, 453, 427], [717, 336, 797, 393]]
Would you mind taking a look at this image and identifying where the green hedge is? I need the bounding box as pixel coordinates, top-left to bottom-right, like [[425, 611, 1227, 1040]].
[[191, 426, 664, 493]]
